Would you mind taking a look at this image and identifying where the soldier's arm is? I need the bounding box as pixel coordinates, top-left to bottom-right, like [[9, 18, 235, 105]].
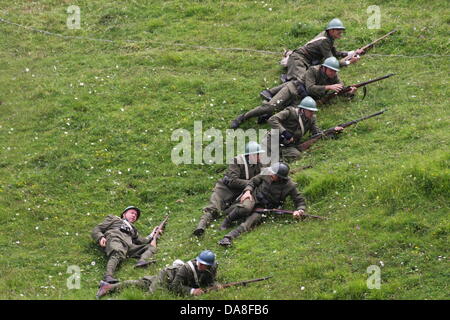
[[243, 174, 264, 193], [133, 231, 151, 245], [225, 159, 249, 189], [290, 184, 307, 211], [304, 69, 327, 98], [91, 215, 115, 243], [310, 116, 322, 136], [267, 108, 290, 133]]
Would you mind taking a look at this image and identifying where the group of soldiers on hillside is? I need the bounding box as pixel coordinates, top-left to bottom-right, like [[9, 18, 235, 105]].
[[92, 18, 388, 299]]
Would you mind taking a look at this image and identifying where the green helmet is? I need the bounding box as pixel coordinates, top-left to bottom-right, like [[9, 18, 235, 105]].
[[269, 162, 290, 179], [322, 56, 340, 72], [297, 96, 318, 112], [121, 206, 141, 220], [326, 18, 345, 30], [244, 141, 265, 155]]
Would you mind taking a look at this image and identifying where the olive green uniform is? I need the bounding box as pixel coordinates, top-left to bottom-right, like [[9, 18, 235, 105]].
[[263, 106, 322, 162], [91, 215, 156, 279], [222, 174, 306, 241], [104, 259, 218, 296], [195, 155, 262, 231], [287, 31, 348, 81], [239, 81, 304, 123], [242, 65, 343, 123], [301, 65, 343, 100]]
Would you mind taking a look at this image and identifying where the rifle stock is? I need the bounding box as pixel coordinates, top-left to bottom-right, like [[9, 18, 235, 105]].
[[298, 109, 387, 151], [204, 276, 272, 293]]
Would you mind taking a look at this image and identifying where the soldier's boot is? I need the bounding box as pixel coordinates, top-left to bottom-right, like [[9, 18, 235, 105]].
[[135, 260, 156, 268], [218, 226, 244, 247], [230, 114, 246, 129], [135, 245, 157, 268], [219, 208, 244, 231], [193, 211, 214, 236], [96, 280, 115, 299], [103, 275, 119, 284], [104, 252, 123, 283], [257, 113, 272, 124], [260, 89, 273, 101]]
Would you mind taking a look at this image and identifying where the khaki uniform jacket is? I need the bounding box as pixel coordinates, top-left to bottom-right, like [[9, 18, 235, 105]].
[[223, 155, 262, 191], [300, 65, 343, 99], [170, 259, 218, 296], [295, 31, 348, 66], [268, 107, 322, 144], [244, 175, 306, 211], [91, 215, 150, 247]]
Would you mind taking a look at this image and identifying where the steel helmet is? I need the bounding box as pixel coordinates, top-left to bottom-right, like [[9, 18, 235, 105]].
[[197, 250, 216, 266], [326, 18, 346, 30], [297, 96, 318, 112], [244, 141, 266, 155], [121, 206, 141, 220], [322, 56, 340, 72], [269, 162, 290, 179]]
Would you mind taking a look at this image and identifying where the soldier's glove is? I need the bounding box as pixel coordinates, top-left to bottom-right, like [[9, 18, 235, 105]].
[[280, 130, 293, 145]]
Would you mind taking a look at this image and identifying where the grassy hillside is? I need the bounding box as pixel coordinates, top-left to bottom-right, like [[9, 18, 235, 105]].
[[0, 0, 448, 300]]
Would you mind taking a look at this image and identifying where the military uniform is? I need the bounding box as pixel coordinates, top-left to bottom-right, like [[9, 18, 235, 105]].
[[91, 215, 156, 280], [100, 258, 218, 297], [300, 65, 343, 100], [238, 81, 304, 124], [287, 31, 349, 81], [240, 65, 343, 125], [220, 174, 306, 242], [263, 106, 322, 162], [195, 154, 262, 232]]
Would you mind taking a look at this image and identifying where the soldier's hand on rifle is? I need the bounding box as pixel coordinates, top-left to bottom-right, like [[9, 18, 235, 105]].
[[293, 210, 305, 220], [240, 190, 254, 203], [334, 126, 344, 132], [99, 237, 107, 247], [355, 48, 365, 55], [326, 83, 344, 93], [348, 86, 358, 94], [348, 55, 360, 64], [192, 288, 205, 296]]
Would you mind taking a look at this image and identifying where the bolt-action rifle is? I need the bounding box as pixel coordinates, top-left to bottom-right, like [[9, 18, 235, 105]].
[[299, 109, 387, 151]]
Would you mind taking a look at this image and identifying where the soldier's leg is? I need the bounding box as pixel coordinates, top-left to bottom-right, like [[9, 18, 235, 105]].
[[129, 243, 158, 268], [281, 146, 302, 163], [96, 276, 154, 298], [104, 238, 127, 282], [286, 53, 309, 81], [241, 104, 276, 123], [219, 212, 263, 246], [219, 198, 255, 230], [194, 183, 234, 235]]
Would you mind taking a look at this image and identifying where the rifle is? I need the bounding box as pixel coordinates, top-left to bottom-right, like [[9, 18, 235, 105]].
[[346, 29, 397, 60], [204, 276, 272, 293], [148, 215, 169, 241], [319, 73, 395, 105], [299, 109, 387, 151], [254, 208, 328, 220]]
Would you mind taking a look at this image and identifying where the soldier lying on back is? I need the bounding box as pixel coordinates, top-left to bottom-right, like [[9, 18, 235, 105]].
[[91, 206, 163, 284]]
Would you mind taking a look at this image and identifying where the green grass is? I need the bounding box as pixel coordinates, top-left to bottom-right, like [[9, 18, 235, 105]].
[[0, 0, 448, 300]]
